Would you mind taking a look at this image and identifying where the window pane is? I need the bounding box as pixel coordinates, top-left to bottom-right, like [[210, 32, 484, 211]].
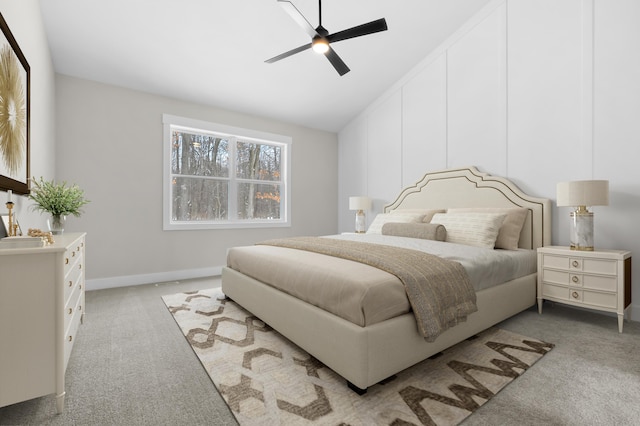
[[237, 183, 281, 220], [171, 131, 229, 177], [236, 142, 281, 181], [172, 176, 228, 221]]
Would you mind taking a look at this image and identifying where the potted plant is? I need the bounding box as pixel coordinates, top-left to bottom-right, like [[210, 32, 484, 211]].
[[28, 177, 90, 234]]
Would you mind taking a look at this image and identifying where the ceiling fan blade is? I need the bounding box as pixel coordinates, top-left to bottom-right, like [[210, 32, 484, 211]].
[[277, 0, 318, 38], [265, 42, 312, 63], [325, 47, 350, 76], [327, 18, 388, 44]]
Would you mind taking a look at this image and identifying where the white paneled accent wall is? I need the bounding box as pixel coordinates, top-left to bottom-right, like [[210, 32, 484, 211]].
[[447, 2, 507, 176], [338, 0, 640, 321]]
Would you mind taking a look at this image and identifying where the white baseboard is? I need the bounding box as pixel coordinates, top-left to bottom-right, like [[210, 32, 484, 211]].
[[86, 266, 223, 291]]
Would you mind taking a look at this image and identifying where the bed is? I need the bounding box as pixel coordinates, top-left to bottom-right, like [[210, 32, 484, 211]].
[[221, 166, 551, 393]]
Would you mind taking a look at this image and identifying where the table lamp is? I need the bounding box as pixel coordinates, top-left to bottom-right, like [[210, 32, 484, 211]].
[[349, 196, 371, 233], [556, 180, 609, 251]]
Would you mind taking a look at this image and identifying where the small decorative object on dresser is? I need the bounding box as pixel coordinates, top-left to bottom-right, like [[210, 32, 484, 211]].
[[537, 246, 631, 332], [0, 232, 86, 413]]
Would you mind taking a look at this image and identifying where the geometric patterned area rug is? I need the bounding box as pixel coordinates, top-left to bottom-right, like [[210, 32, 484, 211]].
[[162, 288, 554, 426]]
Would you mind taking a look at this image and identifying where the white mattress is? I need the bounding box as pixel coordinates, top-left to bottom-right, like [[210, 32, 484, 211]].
[[227, 235, 536, 327]]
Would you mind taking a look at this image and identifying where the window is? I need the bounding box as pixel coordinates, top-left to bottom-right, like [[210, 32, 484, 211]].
[[163, 114, 291, 230]]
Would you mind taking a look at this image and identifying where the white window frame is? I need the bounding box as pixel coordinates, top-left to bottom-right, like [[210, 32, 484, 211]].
[[163, 114, 291, 230]]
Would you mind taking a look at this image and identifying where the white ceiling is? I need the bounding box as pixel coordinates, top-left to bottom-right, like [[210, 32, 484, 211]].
[[39, 0, 492, 133]]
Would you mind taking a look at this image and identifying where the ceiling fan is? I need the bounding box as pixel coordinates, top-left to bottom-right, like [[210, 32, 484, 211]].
[[265, 0, 388, 76]]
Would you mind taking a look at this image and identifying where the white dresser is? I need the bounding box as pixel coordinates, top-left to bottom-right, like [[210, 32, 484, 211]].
[[0, 232, 86, 413], [537, 245, 631, 332]]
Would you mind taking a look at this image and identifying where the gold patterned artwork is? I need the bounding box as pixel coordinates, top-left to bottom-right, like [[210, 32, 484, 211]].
[[0, 43, 26, 175], [0, 12, 29, 194]]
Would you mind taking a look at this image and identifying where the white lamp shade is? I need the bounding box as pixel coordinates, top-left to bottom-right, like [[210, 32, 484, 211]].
[[556, 180, 609, 207], [349, 196, 371, 211]]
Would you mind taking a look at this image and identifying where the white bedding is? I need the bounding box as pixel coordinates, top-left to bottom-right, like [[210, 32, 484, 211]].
[[328, 234, 537, 291]]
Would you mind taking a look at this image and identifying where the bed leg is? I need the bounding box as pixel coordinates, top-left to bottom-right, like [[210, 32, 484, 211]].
[[347, 381, 367, 395]]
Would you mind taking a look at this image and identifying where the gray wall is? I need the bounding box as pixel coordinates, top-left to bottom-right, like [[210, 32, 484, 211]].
[[54, 76, 338, 288], [338, 0, 640, 321]]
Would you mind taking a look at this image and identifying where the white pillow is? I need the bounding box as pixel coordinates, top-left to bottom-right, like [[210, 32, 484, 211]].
[[366, 212, 425, 234], [430, 212, 507, 248], [447, 207, 528, 250]]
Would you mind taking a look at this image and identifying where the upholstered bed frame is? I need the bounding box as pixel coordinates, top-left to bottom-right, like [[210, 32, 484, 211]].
[[221, 166, 551, 392]]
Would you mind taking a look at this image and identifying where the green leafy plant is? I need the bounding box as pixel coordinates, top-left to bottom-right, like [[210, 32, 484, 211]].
[[28, 177, 90, 217]]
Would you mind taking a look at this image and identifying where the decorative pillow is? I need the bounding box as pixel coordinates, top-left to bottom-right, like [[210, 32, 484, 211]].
[[430, 212, 507, 248], [381, 222, 446, 241], [447, 207, 528, 250], [389, 208, 446, 223], [366, 212, 425, 234]]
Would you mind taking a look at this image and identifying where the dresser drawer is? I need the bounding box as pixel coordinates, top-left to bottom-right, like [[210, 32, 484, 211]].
[[64, 281, 82, 334], [63, 241, 83, 277], [63, 294, 83, 371], [63, 266, 83, 307]]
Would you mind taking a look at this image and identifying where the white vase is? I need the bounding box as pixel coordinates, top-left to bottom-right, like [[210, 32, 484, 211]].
[[47, 214, 67, 235]]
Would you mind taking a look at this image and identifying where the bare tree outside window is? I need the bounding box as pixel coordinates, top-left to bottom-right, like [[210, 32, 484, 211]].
[[164, 114, 289, 230]]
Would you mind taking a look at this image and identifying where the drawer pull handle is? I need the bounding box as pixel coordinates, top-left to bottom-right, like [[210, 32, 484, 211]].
[[68, 335, 73, 342], [65, 258, 69, 265], [572, 291, 579, 299], [79, 264, 82, 270], [68, 308, 72, 315], [77, 246, 80, 251], [572, 276, 579, 283], [72, 251, 76, 257], [68, 280, 73, 287], [572, 260, 579, 267]]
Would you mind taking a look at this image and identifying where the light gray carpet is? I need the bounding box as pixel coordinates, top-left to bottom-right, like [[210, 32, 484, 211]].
[[1, 277, 639, 425]]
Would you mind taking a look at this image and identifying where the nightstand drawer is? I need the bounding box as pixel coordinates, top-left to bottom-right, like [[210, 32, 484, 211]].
[[582, 290, 617, 309], [542, 269, 580, 285], [578, 258, 617, 275], [542, 254, 568, 270], [544, 271, 617, 292], [582, 274, 617, 292], [542, 283, 568, 300]]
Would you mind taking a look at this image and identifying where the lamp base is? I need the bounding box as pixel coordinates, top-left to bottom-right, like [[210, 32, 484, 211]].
[[569, 209, 594, 251], [355, 210, 366, 233]]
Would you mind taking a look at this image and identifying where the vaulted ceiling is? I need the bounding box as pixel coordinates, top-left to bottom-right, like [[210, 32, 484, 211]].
[[39, 0, 492, 132]]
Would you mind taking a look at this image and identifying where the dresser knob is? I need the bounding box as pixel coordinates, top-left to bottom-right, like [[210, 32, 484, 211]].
[[65, 258, 69, 265], [68, 308, 72, 315], [572, 291, 579, 299], [572, 276, 579, 283], [68, 335, 73, 342], [572, 260, 579, 267], [72, 251, 76, 257], [68, 281, 73, 287]]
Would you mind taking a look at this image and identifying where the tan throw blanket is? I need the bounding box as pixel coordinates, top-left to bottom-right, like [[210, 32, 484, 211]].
[[258, 237, 478, 342]]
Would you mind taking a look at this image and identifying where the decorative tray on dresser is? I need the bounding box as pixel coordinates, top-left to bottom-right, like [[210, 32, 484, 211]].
[[537, 245, 631, 332], [0, 232, 86, 413]]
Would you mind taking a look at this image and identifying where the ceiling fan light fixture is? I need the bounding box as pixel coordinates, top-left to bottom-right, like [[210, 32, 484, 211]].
[[312, 38, 329, 54]]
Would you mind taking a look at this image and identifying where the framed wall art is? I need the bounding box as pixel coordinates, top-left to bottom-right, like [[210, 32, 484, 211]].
[[0, 12, 30, 195]]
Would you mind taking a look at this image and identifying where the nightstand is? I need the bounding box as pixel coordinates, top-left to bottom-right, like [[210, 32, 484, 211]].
[[537, 246, 632, 332]]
